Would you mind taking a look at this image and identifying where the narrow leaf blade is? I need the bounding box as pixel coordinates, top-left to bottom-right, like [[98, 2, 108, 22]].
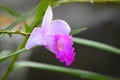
[[0, 5, 20, 17], [14, 61, 115, 80], [73, 37, 120, 54], [0, 50, 11, 59], [31, 0, 53, 31], [0, 48, 27, 63], [71, 27, 87, 35], [0, 7, 36, 38]]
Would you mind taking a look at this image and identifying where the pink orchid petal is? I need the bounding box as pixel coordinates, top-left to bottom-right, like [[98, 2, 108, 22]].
[[26, 5, 76, 66], [53, 34, 75, 66], [26, 28, 47, 49], [42, 5, 53, 30], [44, 34, 75, 66], [46, 20, 71, 35], [44, 35, 55, 53]]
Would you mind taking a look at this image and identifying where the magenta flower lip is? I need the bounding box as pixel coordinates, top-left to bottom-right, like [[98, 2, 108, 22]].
[[26, 5, 75, 66]]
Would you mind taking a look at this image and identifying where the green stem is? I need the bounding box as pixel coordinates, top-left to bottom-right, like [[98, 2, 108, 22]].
[[1, 38, 28, 80], [30, 0, 50, 30], [0, 30, 30, 37], [73, 37, 120, 54], [18, 38, 28, 49], [1, 55, 18, 80]]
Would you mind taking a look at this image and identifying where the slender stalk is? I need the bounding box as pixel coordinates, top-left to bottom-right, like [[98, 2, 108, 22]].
[[52, 0, 120, 7], [0, 30, 30, 37], [1, 38, 27, 80], [1, 55, 18, 80], [56, 0, 120, 4]]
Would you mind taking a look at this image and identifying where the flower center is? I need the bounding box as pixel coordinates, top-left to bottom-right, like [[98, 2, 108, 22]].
[[57, 42, 62, 51]]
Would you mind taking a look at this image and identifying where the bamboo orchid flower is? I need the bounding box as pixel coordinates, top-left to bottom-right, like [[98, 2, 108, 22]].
[[26, 6, 75, 66]]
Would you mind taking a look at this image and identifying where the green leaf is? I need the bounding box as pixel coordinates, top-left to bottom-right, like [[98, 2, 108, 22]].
[[52, 0, 120, 7], [0, 6, 36, 38], [73, 37, 120, 54], [0, 48, 27, 63], [54, 0, 120, 5], [5, 8, 36, 30], [13, 61, 115, 80], [30, 0, 54, 32], [0, 5, 20, 17], [0, 4, 30, 31], [0, 50, 11, 59], [70, 27, 87, 35]]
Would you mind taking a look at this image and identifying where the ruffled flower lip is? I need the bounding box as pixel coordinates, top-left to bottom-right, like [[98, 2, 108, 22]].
[[53, 34, 75, 66]]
